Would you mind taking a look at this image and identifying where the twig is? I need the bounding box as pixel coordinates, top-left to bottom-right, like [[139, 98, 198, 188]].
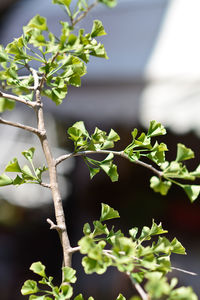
[[68, 246, 81, 254], [68, 246, 197, 276], [71, 0, 98, 27], [0, 90, 37, 108], [47, 218, 65, 231], [51, 52, 60, 65], [40, 182, 51, 189], [55, 150, 163, 178], [0, 117, 43, 136], [30, 68, 39, 90], [127, 272, 149, 300]]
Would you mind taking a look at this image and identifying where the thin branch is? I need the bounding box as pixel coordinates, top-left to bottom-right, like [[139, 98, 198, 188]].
[[68, 246, 81, 254], [47, 218, 65, 231], [0, 90, 37, 108], [127, 272, 149, 300], [68, 246, 197, 276], [69, 248, 147, 299], [40, 182, 51, 189], [30, 68, 39, 90], [51, 52, 60, 65], [55, 150, 163, 177], [71, 0, 98, 27], [0, 117, 43, 136]]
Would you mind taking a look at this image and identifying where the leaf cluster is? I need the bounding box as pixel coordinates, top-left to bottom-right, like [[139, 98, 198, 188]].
[[21, 204, 198, 299], [0, 3, 108, 107], [68, 121, 120, 181], [0, 148, 47, 186], [68, 120, 200, 202]]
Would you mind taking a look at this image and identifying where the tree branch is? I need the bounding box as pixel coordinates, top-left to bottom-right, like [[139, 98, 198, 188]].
[[0, 90, 37, 108], [71, 0, 98, 27], [33, 71, 72, 268], [40, 182, 51, 189], [127, 272, 149, 300], [55, 150, 163, 178], [0, 117, 43, 136]]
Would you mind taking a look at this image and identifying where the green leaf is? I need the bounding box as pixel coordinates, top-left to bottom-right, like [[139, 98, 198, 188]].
[[190, 164, 200, 177], [176, 143, 194, 162], [82, 256, 109, 274], [181, 184, 200, 202], [169, 286, 198, 300], [21, 280, 39, 295], [0, 98, 15, 112], [74, 295, 84, 300], [30, 262, 46, 277], [62, 266, 77, 283], [147, 120, 166, 137], [93, 220, 109, 236], [88, 166, 100, 179], [22, 165, 36, 180], [170, 238, 186, 255], [150, 176, 172, 196], [0, 46, 9, 62], [99, 0, 117, 8], [68, 121, 89, 139], [60, 283, 73, 299], [83, 223, 91, 235], [129, 227, 138, 240], [26, 15, 48, 31], [145, 272, 170, 298], [22, 148, 35, 162], [100, 203, 120, 222], [116, 294, 126, 300], [0, 173, 13, 186], [5, 158, 21, 172], [107, 128, 120, 142], [91, 20, 107, 38], [99, 153, 119, 182], [52, 0, 71, 7]]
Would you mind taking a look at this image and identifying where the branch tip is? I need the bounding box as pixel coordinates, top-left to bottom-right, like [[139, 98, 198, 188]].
[[47, 218, 65, 231]]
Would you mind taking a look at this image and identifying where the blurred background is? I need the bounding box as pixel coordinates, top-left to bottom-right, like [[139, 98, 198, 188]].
[[1, 0, 200, 299]]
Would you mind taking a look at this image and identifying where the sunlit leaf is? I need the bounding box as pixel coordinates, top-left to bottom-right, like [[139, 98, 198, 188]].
[[150, 176, 171, 196], [30, 262, 46, 277], [181, 184, 200, 202], [176, 143, 194, 162], [21, 280, 39, 295], [91, 20, 107, 38], [100, 203, 120, 222], [0, 173, 13, 186]]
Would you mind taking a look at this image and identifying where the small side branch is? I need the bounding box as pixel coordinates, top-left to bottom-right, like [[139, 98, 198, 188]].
[[47, 218, 65, 232], [71, 0, 98, 27], [0, 117, 43, 136], [40, 182, 51, 189], [127, 272, 149, 300], [55, 150, 163, 178], [0, 90, 37, 108]]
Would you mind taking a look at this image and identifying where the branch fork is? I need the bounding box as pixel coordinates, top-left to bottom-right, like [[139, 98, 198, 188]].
[[47, 218, 65, 232]]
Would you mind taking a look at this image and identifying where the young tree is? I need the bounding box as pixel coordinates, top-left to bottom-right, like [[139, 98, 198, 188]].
[[0, 0, 199, 299]]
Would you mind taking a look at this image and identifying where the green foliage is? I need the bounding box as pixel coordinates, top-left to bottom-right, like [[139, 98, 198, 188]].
[[0, 148, 47, 186], [21, 262, 76, 299], [1, 0, 199, 299], [0, 2, 108, 108], [78, 204, 186, 278], [68, 120, 200, 201], [22, 205, 197, 299]]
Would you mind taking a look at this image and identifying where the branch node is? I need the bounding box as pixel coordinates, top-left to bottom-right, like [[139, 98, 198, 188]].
[[47, 218, 65, 232]]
